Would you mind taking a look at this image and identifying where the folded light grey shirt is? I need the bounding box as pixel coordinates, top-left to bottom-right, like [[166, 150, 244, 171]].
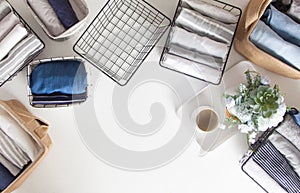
[[0, 0, 11, 21], [27, 0, 66, 36], [182, 0, 238, 24], [169, 26, 228, 60], [175, 8, 233, 44], [0, 152, 21, 176], [287, 0, 300, 23], [0, 12, 20, 42]]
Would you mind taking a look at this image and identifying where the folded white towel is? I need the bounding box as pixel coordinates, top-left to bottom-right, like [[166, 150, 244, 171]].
[[0, 12, 20, 42], [182, 0, 238, 24], [169, 26, 228, 60], [0, 24, 28, 61], [0, 109, 42, 162], [27, 0, 66, 36], [0, 151, 21, 176]]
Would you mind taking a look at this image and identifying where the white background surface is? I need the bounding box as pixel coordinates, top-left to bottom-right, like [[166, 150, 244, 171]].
[[1, 0, 300, 192]]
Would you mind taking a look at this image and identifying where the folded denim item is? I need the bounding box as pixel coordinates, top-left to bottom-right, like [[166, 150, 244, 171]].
[[27, 0, 66, 36], [30, 60, 87, 95], [287, 0, 300, 23], [168, 43, 223, 70], [162, 53, 221, 83], [250, 20, 300, 71], [182, 0, 238, 24], [0, 12, 19, 42], [0, 153, 21, 176], [0, 24, 28, 61], [269, 131, 300, 177], [0, 34, 43, 82], [0, 0, 11, 21], [0, 109, 42, 162], [169, 26, 228, 60], [253, 141, 300, 193], [0, 162, 15, 191], [263, 5, 300, 47], [0, 128, 30, 169], [175, 8, 233, 44], [48, 0, 79, 29]]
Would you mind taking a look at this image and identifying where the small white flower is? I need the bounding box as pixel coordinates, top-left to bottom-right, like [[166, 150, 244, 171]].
[[226, 96, 235, 108], [260, 76, 270, 85], [239, 84, 247, 92], [248, 132, 257, 144], [238, 124, 252, 133]]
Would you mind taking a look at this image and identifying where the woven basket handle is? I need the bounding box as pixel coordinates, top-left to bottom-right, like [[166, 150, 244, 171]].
[[244, 0, 271, 29]]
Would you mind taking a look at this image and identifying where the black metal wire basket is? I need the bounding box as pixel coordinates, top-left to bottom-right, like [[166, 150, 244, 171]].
[[73, 0, 171, 86]]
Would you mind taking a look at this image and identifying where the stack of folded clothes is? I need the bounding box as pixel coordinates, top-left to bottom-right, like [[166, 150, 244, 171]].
[[29, 59, 88, 106], [250, 2, 300, 71], [0, 108, 42, 191], [160, 0, 240, 84], [0, 0, 44, 86], [27, 0, 80, 37]]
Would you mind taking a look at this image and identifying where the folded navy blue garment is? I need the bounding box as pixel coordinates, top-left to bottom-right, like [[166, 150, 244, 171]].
[[0, 162, 15, 191], [263, 5, 300, 47], [32, 93, 87, 105], [30, 60, 87, 95], [253, 141, 300, 193], [48, 0, 79, 29]]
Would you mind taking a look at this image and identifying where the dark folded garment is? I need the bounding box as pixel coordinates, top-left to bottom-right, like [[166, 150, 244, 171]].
[[0, 162, 15, 191], [32, 92, 87, 105], [48, 0, 79, 29]]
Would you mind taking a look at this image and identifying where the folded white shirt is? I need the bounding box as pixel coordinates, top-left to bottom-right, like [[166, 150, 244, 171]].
[[0, 24, 28, 61], [0, 12, 20, 42], [175, 8, 233, 44], [169, 26, 228, 60], [0, 152, 21, 176]]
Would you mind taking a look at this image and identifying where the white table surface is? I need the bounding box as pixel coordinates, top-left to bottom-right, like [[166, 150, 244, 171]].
[[1, 0, 300, 192]]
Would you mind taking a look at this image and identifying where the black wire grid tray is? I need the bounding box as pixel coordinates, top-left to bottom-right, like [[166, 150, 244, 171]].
[[74, 0, 171, 86]]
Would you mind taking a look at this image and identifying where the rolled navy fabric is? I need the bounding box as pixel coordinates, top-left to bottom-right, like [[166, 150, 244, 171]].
[[250, 20, 300, 71], [263, 5, 300, 47], [0, 12, 20, 42], [48, 0, 79, 29], [287, 0, 300, 23], [0, 162, 15, 191], [30, 60, 87, 95], [0, 153, 21, 176], [28, 0, 66, 36], [0, 0, 11, 21]]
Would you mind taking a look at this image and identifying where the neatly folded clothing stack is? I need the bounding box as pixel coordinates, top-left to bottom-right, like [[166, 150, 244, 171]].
[[29, 60, 88, 106], [0, 0, 44, 86], [250, 4, 300, 71], [160, 0, 239, 84], [0, 108, 42, 191], [27, 0, 79, 37]]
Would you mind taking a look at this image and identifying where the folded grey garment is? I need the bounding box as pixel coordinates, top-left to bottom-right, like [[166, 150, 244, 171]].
[[182, 0, 238, 24], [0, 108, 42, 162], [0, 34, 43, 83], [269, 131, 300, 177], [0, 0, 11, 21], [27, 0, 66, 36], [0, 24, 28, 61], [161, 53, 221, 83], [243, 158, 287, 193], [250, 20, 300, 71], [0, 128, 30, 169], [287, 0, 300, 23], [168, 43, 224, 70], [0, 153, 21, 176], [175, 8, 233, 44], [169, 26, 228, 60], [276, 115, 300, 152], [0, 12, 20, 42]]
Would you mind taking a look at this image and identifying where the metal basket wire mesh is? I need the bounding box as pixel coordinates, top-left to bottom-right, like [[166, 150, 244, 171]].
[[73, 0, 171, 85]]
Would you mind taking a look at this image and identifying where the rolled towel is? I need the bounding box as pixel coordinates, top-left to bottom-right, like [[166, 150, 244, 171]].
[[182, 0, 238, 24], [287, 0, 300, 23], [0, 153, 21, 176], [0, 162, 15, 191], [175, 8, 233, 44], [263, 5, 300, 46], [250, 20, 300, 71], [161, 53, 221, 83], [27, 0, 66, 36], [168, 43, 223, 70], [30, 60, 87, 95], [0, 12, 20, 42], [0, 34, 44, 83], [0, 24, 28, 61], [169, 26, 228, 60], [0, 0, 11, 21], [48, 0, 79, 29], [0, 109, 42, 162]]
